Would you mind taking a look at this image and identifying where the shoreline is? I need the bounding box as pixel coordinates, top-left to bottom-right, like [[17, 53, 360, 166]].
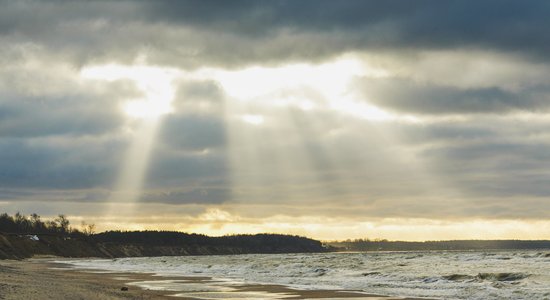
[[0, 258, 172, 299], [0, 258, 428, 300]]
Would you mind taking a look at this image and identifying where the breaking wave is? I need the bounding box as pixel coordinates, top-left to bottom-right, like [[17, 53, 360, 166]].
[[476, 272, 530, 282], [59, 250, 550, 300]]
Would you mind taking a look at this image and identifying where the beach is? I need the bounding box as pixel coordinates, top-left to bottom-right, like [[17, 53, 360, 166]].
[[0, 258, 172, 300], [0, 258, 415, 300]]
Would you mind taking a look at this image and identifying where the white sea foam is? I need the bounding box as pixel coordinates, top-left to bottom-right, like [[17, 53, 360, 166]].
[[57, 250, 550, 299]]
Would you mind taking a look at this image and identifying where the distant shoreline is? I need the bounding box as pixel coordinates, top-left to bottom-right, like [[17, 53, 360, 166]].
[[326, 239, 550, 252]]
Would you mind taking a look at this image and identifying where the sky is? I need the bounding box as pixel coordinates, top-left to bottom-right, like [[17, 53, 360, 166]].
[[1, 0, 550, 241]]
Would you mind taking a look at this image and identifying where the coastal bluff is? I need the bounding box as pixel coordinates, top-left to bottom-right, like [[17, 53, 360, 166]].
[[0, 231, 326, 260]]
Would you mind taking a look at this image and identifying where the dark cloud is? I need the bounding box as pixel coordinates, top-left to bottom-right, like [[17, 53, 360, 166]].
[[0, 92, 123, 138], [0, 138, 119, 189], [413, 123, 550, 202], [144, 0, 550, 53], [0, 58, 140, 138], [141, 188, 229, 205], [172, 79, 226, 115], [2, 0, 550, 69], [174, 80, 224, 104], [160, 114, 226, 151], [132, 0, 550, 66], [357, 78, 550, 114], [145, 144, 228, 189]]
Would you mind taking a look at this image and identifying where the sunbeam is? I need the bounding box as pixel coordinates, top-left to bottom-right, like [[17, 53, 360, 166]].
[[215, 55, 449, 236], [80, 64, 180, 217]]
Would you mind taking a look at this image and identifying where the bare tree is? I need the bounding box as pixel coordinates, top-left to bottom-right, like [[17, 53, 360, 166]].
[[81, 221, 96, 236], [55, 214, 70, 233]]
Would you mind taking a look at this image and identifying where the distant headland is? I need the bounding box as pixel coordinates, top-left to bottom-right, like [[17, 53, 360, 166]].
[[0, 212, 325, 259]]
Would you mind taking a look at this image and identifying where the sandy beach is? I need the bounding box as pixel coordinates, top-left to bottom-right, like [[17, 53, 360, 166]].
[[0, 258, 172, 300], [0, 258, 423, 300]]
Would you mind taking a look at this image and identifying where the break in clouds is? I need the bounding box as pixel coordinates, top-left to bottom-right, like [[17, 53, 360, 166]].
[[1, 0, 550, 239]]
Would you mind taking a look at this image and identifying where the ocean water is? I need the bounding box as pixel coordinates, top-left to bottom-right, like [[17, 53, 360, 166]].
[[58, 250, 550, 299]]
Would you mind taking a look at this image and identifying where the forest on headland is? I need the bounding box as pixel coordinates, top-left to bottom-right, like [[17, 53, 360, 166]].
[[0, 212, 325, 259]]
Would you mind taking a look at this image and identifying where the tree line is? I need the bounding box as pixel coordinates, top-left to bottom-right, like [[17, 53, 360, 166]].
[[0, 212, 80, 235], [94, 230, 324, 252], [0, 212, 325, 254]]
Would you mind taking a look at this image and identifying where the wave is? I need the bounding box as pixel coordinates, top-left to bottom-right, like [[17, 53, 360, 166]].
[[442, 274, 475, 281], [476, 273, 530, 282], [59, 251, 548, 300], [361, 271, 382, 276], [442, 272, 530, 282]]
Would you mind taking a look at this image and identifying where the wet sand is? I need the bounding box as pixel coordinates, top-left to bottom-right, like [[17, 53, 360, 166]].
[[0, 258, 426, 299]]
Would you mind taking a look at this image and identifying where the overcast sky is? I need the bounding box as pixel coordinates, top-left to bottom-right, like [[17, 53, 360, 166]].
[[2, 0, 550, 240]]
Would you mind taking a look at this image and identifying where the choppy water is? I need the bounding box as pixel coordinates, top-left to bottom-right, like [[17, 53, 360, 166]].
[[59, 250, 550, 299]]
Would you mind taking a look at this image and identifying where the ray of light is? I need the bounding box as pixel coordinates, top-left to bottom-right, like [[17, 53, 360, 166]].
[[212, 55, 462, 237], [81, 64, 179, 120], [77, 55, 459, 237], [80, 63, 180, 218]]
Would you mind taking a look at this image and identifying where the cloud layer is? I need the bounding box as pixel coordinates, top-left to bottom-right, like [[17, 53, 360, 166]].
[[1, 0, 549, 239]]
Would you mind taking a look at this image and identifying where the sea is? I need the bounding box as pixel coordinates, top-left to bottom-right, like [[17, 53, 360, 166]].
[[57, 250, 550, 299]]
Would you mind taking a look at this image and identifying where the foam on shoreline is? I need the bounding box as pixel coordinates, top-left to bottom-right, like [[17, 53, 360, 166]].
[[54, 250, 550, 299], [53, 257, 413, 299]]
